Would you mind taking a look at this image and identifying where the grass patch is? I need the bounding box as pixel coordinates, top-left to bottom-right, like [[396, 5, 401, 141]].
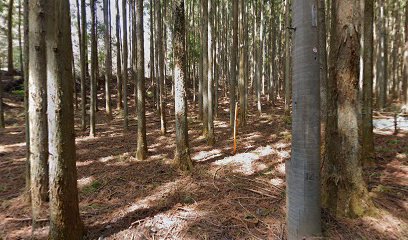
[[82, 180, 102, 195]]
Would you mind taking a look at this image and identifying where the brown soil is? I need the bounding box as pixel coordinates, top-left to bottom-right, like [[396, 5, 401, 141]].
[[0, 90, 407, 240]]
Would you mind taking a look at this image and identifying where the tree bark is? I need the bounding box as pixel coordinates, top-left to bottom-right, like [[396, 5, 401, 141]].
[[115, 0, 123, 110], [207, 0, 215, 145], [90, 0, 97, 137], [362, 0, 374, 164], [377, 0, 387, 110], [322, 0, 372, 218], [156, 0, 166, 134], [173, 0, 193, 171], [0, 65, 4, 128], [136, 0, 148, 160], [7, 0, 14, 73], [230, 0, 238, 128], [201, 0, 209, 136], [122, 0, 129, 130], [104, 0, 112, 118], [284, 0, 291, 114], [46, 0, 83, 238], [80, 0, 87, 131], [238, 0, 246, 126], [286, 0, 321, 239], [28, 0, 49, 223], [23, 0, 30, 198], [403, 3, 408, 108]]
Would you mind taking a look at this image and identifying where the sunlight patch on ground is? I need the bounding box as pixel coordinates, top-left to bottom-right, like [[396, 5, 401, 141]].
[[362, 213, 408, 238], [99, 155, 116, 163], [76, 160, 95, 167], [212, 146, 274, 175], [192, 149, 222, 162], [126, 179, 188, 214], [78, 176, 96, 189], [270, 178, 284, 187], [0, 142, 25, 153]]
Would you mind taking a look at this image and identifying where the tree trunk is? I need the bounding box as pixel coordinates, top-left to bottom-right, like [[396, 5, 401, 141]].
[[362, 0, 374, 164], [286, 1, 321, 239], [116, 0, 123, 110], [150, 0, 155, 109], [201, 0, 209, 136], [377, 0, 387, 110], [80, 0, 87, 131], [135, 0, 148, 160], [18, 0, 23, 74], [0, 65, 4, 128], [173, 0, 193, 171], [230, 0, 238, 128], [322, 0, 372, 218], [284, 0, 291, 114], [46, 0, 83, 238], [238, 0, 246, 126], [28, 0, 49, 223], [122, 0, 129, 130], [207, 0, 215, 145], [7, 0, 14, 73], [403, 3, 408, 108], [23, 0, 30, 198], [156, 0, 167, 134], [90, 0, 97, 137], [104, 0, 112, 118]]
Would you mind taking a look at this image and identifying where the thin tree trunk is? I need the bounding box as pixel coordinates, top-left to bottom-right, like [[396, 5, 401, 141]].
[[173, 0, 193, 171], [116, 0, 123, 110], [207, 0, 214, 145], [135, 0, 147, 160], [286, 1, 321, 239], [90, 0, 97, 137], [80, 0, 87, 131], [150, 0, 155, 109], [230, 0, 238, 128], [284, 0, 291, 114], [238, 0, 246, 126], [7, 0, 14, 73], [201, 0, 209, 137], [156, 0, 167, 134], [378, 0, 387, 110], [46, 1, 83, 238], [122, 0, 129, 130], [23, 0, 30, 198], [0, 64, 4, 128], [403, 3, 408, 107], [18, 0, 23, 74], [104, 0, 112, 118], [28, 0, 49, 223]]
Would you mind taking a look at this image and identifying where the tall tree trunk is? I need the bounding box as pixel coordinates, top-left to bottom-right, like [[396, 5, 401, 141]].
[[201, 0, 209, 136], [90, 0, 97, 137], [156, 0, 167, 134], [255, 0, 263, 114], [207, 0, 214, 145], [0, 65, 4, 128], [46, 0, 83, 238], [284, 0, 291, 114], [116, 0, 123, 110], [104, 0, 112, 117], [230, 0, 238, 127], [18, 0, 23, 74], [286, 1, 321, 239], [173, 0, 193, 171], [150, 0, 155, 109], [238, 0, 246, 126], [135, 0, 148, 160], [362, 0, 374, 164], [122, 0, 129, 130], [23, 0, 30, 198], [28, 0, 49, 223], [7, 0, 14, 73], [80, 0, 87, 131], [322, 0, 372, 218], [403, 3, 408, 108], [378, 0, 387, 110]]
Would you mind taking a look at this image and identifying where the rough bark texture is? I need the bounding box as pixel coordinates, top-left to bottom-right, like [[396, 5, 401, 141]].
[[362, 0, 374, 163], [322, 0, 372, 218], [238, 0, 246, 126], [104, 0, 112, 117], [0, 64, 4, 128], [115, 0, 123, 110], [23, 0, 30, 197], [136, 0, 148, 160], [377, 0, 387, 110], [156, 0, 166, 134], [284, 0, 291, 114], [7, 0, 14, 72], [230, 0, 238, 128], [404, 4, 408, 108], [90, 0, 97, 137], [173, 0, 193, 171], [46, 0, 83, 238], [28, 0, 49, 222], [80, 0, 87, 131], [201, 0, 209, 136], [286, 0, 321, 239]]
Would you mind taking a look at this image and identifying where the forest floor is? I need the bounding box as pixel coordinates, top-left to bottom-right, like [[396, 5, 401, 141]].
[[0, 80, 407, 239]]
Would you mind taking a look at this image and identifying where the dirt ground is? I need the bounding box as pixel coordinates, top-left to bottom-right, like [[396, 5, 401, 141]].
[[0, 87, 407, 240]]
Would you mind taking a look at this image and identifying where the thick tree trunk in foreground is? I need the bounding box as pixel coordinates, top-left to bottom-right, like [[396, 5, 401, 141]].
[[136, 0, 147, 160], [7, 0, 14, 73], [322, 0, 372, 218], [28, 0, 49, 222], [173, 0, 193, 171], [46, 0, 83, 238], [286, 0, 321, 239], [104, 0, 112, 118], [362, 0, 374, 164]]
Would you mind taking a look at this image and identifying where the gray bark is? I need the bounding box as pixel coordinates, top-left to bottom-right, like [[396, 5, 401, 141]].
[[136, 0, 148, 160], [207, 0, 214, 145], [7, 0, 14, 72], [104, 0, 112, 117], [238, 0, 246, 126], [46, 0, 83, 238], [284, 0, 291, 114], [173, 0, 193, 171], [28, 0, 49, 222], [156, 0, 166, 134], [116, 0, 123, 110], [201, 0, 208, 136], [122, 0, 129, 130], [80, 0, 87, 131], [90, 0, 97, 137], [286, 0, 321, 239], [230, 0, 238, 128]]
